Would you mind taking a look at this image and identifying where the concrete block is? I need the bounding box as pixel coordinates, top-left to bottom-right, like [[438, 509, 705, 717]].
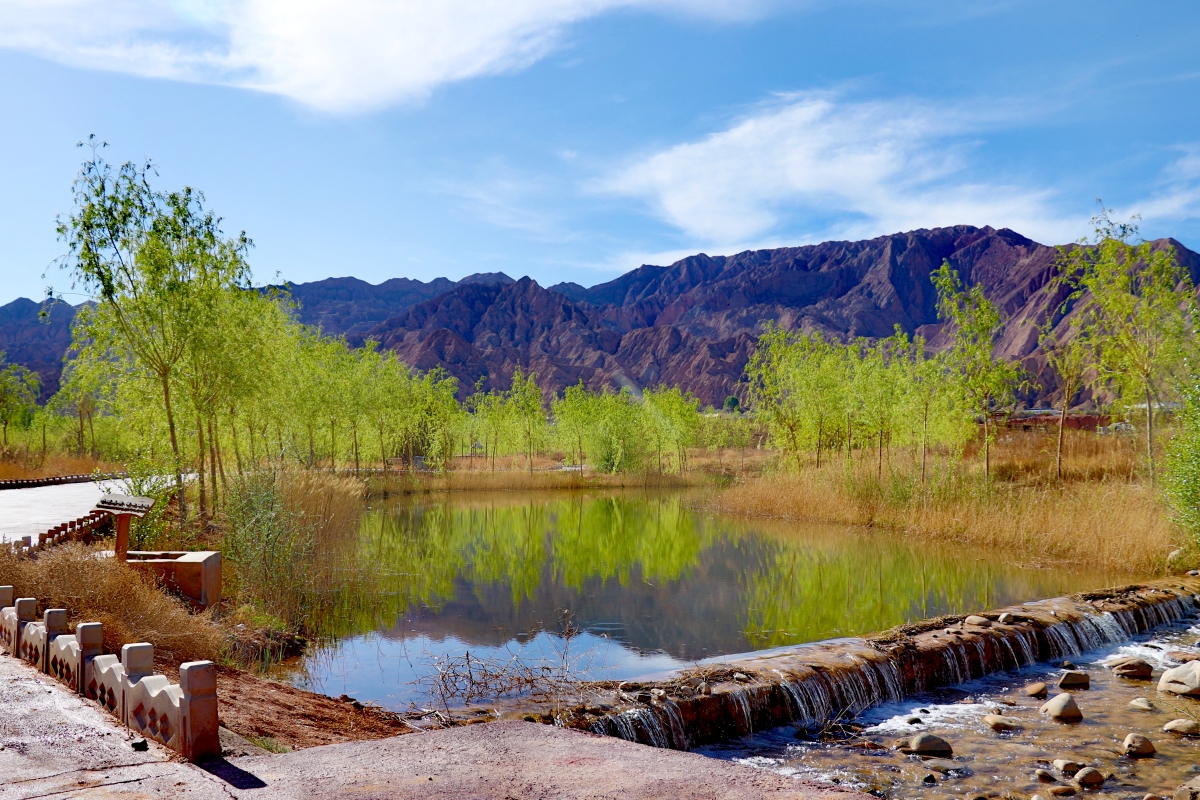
[[121, 642, 155, 679], [180, 661, 220, 761], [19, 609, 67, 672], [125, 551, 222, 608], [0, 597, 36, 656], [48, 622, 102, 694], [89, 653, 127, 719]]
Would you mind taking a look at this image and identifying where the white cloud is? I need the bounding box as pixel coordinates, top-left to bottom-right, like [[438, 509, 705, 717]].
[[1127, 147, 1200, 227], [0, 0, 770, 111], [600, 92, 1081, 246]]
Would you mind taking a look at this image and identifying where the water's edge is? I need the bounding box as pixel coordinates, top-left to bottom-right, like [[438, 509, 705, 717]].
[[567, 576, 1200, 751]]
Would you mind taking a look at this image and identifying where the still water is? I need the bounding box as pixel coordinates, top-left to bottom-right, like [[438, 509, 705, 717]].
[[286, 491, 1123, 710]]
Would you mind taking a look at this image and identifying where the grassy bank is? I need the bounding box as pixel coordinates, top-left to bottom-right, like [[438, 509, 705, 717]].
[[365, 465, 702, 496], [709, 429, 1188, 575]]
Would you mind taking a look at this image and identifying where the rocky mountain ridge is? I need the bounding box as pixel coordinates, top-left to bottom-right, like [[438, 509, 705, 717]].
[[5, 226, 1196, 406]]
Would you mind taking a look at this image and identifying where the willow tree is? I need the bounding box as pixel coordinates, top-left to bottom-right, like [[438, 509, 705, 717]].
[[57, 139, 251, 519], [932, 260, 1020, 481], [1059, 211, 1197, 483]]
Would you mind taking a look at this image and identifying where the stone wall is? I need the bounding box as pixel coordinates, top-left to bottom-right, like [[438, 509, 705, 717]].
[[0, 586, 219, 762]]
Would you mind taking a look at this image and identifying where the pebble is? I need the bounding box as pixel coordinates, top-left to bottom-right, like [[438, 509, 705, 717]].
[[1061, 659, 1073, 668], [998, 612, 1013, 624], [1188, 569, 1199, 576], [982, 714, 1018, 732], [1052, 759, 1084, 775], [1165, 718, 1200, 735], [1074, 767, 1104, 787], [698, 682, 711, 696], [732, 672, 749, 682], [1129, 697, 1155, 711], [1035, 768, 1057, 782], [1057, 670, 1090, 690], [906, 717, 923, 725], [131, 737, 148, 751], [922, 773, 936, 784], [964, 615, 991, 627], [1122, 733, 1156, 757], [1168, 651, 1200, 664], [1049, 787, 1077, 797], [1040, 693, 1083, 722], [1024, 682, 1049, 698]]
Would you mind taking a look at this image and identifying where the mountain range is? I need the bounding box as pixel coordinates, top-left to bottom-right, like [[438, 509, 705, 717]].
[[6, 226, 1197, 406]]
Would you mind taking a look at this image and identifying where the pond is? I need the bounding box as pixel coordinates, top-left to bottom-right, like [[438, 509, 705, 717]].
[[283, 490, 1124, 711]]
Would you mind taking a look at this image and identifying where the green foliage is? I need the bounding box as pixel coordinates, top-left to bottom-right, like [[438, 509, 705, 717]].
[[0, 354, 39, 450], [1168, 386, 1200, 542], [1059, 208, 1198, 481]]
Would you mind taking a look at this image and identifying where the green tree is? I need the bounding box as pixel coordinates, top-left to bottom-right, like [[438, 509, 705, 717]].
[[0, 356, 39, 451], [1059, 209, 1197, 482], [933, 260, 1021, 481], [57, 140, 251, 519]]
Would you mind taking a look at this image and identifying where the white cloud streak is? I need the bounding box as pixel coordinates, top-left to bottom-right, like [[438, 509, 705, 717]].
[[600, 92, 1081, 247], [0, 0, 769, 111]]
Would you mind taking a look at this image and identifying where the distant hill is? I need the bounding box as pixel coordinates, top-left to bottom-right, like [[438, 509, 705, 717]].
[[4, 227, 1197, 407]]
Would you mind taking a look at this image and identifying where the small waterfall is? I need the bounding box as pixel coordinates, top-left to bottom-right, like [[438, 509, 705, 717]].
[[581, 583, 1199, 752]]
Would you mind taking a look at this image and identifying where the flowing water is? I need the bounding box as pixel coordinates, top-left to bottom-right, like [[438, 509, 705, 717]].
[[282, 490, 1124, 710]]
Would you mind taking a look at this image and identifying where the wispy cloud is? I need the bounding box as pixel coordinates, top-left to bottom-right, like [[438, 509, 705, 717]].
[[1126, 147, 1200, 229], [0, 0, 772, 112], [599, 92, 1082, 247]]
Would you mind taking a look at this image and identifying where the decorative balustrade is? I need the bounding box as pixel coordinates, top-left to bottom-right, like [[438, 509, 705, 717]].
[[0, 587, 219, 762]]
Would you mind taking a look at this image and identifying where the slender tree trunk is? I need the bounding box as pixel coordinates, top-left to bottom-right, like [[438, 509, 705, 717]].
[[160, 377, 187, 522], [378, 427, 388, 475], [353, 425, 360, 474], [87, 412, 96, 458], [983, 414, 990, 483], [816, 418, 823, 469], [230, 414, 244, 475], [846, 413, 852, 462], [1056, 393, 1068, 482], [1145, 384, 1156, 484], [877, 427, 884, 479], [1, 421, 7, 450], [40, 420, 46, 466], [330, 419, 336, 471], [209, 415, 224, 504], [920, 403, 929, 484], [308, 426, 315, 469], [196, 416, 208, 521]]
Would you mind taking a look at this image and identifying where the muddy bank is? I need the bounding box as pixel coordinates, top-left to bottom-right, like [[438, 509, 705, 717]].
[[536, 576, 1200, 751]]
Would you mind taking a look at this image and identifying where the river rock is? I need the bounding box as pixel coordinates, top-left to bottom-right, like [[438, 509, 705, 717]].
[[1159, 661, 1200, 696], [998, 612, 1013, 624], [1057, 670, 1090, 689], [1168, 651, 1200, 664], [965, 615, 991, 627], [1025, 682, 1050, 697], [1110, 656, 1154, 679], [1177, 777, 1200, 800], [1075, 767, 1105, 787], [1035, 768, 1057, 782], [1165, 718, 1200, 735], [1049, 787, 1077, 797], [908, 732, 953, 757], [982, 714, 1018, 732], [1053, 759, 1084, 774], [1130, 697, 1156, 711], [1123, 733, 1156, 757], [1041, 693, 1083, 722]]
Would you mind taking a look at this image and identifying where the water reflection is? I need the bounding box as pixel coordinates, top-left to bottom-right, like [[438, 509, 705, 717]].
[[288, 491, 1123, 709]]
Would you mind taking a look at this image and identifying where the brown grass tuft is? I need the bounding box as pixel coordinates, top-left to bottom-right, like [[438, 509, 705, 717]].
[[0, 543, 221, 663]]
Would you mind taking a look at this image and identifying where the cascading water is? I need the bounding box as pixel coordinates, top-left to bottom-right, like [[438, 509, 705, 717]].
[[582, 583, 1198, 752]]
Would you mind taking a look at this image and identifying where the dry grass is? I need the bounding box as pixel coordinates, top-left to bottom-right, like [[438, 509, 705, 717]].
[[0, 454, 120, 481], [0, 543, 222, 663], [710, 430, 1187, 576]]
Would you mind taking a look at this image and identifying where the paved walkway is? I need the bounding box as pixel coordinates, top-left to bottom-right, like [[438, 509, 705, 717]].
[[0, 656, 865, 800], [0, 480, 126, 544]]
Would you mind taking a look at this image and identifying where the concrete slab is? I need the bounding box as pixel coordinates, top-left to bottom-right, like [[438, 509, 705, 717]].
[[0, 481, 125, 544], [0, 653, 863, 800]]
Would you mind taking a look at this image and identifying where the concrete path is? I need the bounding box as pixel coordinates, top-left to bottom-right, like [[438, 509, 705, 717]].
[[0, 480, 126, 544], [0, 655, 866, 800]]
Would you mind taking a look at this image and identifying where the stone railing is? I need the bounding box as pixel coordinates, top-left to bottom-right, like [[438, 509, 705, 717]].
[[0, 586, 219, 762], [0, 473, 126, 491]]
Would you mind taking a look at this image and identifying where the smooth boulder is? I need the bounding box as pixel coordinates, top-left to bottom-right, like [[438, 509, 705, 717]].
[[1159, 661, 1200, 696], [1174, 776, 1200, 800], [1024, 682, 1049, 698], [1041, 693, 1083, 722], [1110, 656, 1154, 679], [964, 615, 991, 627], [1164, 718, 1200, 736], [1057, 670, 1090, 690], [1052, 759, 1083, 775], [1130, 697, 1155, 711], [1169, 651, 1200, 664], [1075, 767, 1105, 788], [908, 732, 953, 757], [982, 714, 1018, 732], [1123, 733, 1155, 757]]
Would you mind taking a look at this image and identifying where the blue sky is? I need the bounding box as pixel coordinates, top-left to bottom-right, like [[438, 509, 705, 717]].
[[0, 1, 1198, 305]]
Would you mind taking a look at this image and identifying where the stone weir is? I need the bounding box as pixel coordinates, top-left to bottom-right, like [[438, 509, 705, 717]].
[[567, 576, 1200, 752]]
